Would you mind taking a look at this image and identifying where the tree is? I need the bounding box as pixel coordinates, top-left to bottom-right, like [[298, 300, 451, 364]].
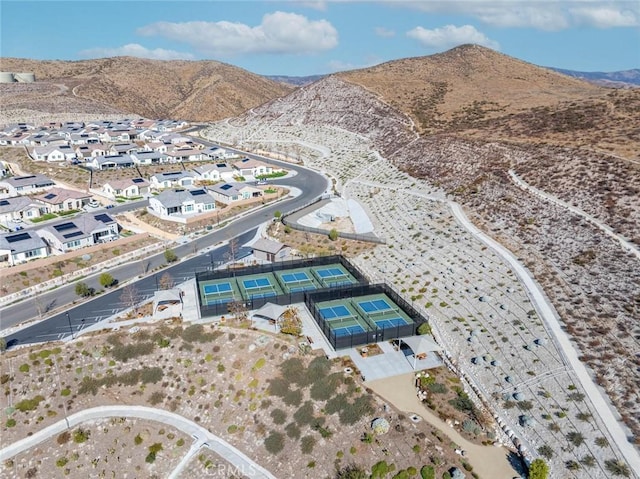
[[225, 237, 239, 265], [279, 307, 302, 336], [528, 459, 549, 479], [274, 210, 282, 220], [227, 300, 248, 324], [417, 322, 432, 335], [328, 228, 339, 241], [120, 284, 141, 313], [75, 282, 92, 297], [158, 272, 174, 290], [164, 248, 178, 263], [99, 273, 115, 288]]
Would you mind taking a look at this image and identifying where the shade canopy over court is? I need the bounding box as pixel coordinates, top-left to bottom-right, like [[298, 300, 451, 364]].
[[253, 302, 287, 322]]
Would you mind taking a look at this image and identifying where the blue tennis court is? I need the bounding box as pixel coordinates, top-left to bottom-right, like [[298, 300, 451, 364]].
[[203, 282, 233, 295], [374, 317, 408, 329], [319, 305, 352, 319], [333, 325, 365, 337], [281, 272, 311, 283], [315, 267, 347, 279], [243, 278, 271, 289], [358, 299, 393, 314]]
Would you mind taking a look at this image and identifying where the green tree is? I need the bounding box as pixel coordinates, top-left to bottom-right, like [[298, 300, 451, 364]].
[[328, 228, 339, 241], [274, 210, 282, 219], [0, 337, 6, 353], [336, 464, 367, 479], [528, 459, 549, 479], [417, 322, 432, 335], [74, 282, 92, 297], [164, 248, 178, 263], [99, 273, 115, 288]]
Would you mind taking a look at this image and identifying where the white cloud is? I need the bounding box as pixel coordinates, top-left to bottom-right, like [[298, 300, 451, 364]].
[[407, 25, 500, 50], [79, 43, 194, 60], [137, 12, 338, 56], [375, 26, 396, 37], [570, 6, 639, 27], [327, 56, 382, 72], [382, 0, 639, 30]]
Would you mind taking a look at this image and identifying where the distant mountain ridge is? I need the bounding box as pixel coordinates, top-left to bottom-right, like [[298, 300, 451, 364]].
[[549, 67, 640, 87]]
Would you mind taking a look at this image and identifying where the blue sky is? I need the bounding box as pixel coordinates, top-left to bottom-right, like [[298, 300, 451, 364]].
[[2, 1, 638, 76]]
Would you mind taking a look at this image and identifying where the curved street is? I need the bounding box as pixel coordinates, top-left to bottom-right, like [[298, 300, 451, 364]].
[[0, 405, 277, 479], [1, 147, 329, 348]]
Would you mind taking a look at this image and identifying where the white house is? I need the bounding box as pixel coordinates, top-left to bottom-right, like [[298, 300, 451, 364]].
[[131, 151, 169, 165], [202, 147, 236, 160], [150, 171, 195, 190], [0, 174, 55, 196], [232, 158, 279, 177], [109, 143, 140, 155], [0, 230, 48, 266], [33, 187, 92, 213], [166, 147, 203, 163], [75, 144, 108, 159], [0, 196, 42, 223], [208, 183, 263, 205], [103, 178, 150, 199], [100, 130, 132, 143], [37, 213, 119, 253], [192, 163, 233, 182], [148, 188, 216, 217], [31, 144, 77, 162], [87, 154, 135, 170]]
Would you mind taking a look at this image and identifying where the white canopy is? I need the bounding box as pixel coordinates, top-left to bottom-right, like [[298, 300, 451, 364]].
[[253, 302, 286, 322], [401, 335, 443, 369]]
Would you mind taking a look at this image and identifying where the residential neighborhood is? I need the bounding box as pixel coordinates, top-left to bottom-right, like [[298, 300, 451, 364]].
[[0, 117, 289, 266]]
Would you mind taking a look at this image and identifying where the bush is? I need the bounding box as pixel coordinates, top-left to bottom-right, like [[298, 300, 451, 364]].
[[337, 464, 368, 479], [294, 401, 315, 427], [75, 282, 93, 297], [528, 459, 549, 479], [371, 461, 393, 479], [329, 228, 339, 241], [110, 341, 155, 362], [134, 434, 143, 445], [15, 394, 44, 412], [417, 322, 432, 335], [338, 395, 375, 426], [285, 422, 300, 439], [19, 363, 30, 373], [57, 431, 70, 445], [73, 428, 90, 443], [420, 465, 435, 479], [301, 435, 315, 454], [6, 418, 16, 427], [604, 459, 630, 477], [310, 372, 342, 401], [164, 248, 178, 263], [427, 382, 447, 394], [283, 388, 303, 407], [264, 431, 285, 455], [55, 457, 68, 467], [99, 273, 115, 288]]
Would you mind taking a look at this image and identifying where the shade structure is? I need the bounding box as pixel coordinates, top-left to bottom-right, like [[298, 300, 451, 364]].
[[401, 335, 443, 369], [253, 302, 286, 322]]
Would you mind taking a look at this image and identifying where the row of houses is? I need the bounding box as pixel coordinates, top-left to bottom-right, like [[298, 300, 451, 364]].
[[0, 212, 118, 266]]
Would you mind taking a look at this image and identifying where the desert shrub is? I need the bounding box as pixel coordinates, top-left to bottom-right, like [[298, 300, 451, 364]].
[[336, 464, 367, 478], [283, 388, 303, 407], [149, 391, 165, 405], [392, 470, 410, 479], [338, 396, 375, 426], [0, 374, 10, 384], [19, 364, 30, 373], [326, 393, 348, 415], [140, 367, 163, 384], [417, 322, 432, 335], [449, 390, 475, 414], [285, 422, 300, 439], [567, 431, 585, 447], [280, 357, 308, 386], [134, 434, 143, 445], [267, 377, 289, 397], [5, 418, 16, 427], [264, 431, 285, 455], [427, 383, 447, 394], [528, 459, 549, 479], [99, 273, 115, 288], [371, 461, 393, 479], [420, 465, 435, 479], [538, 444, 554, 459], [604, 460, 630, 477], [164, 248, 178, 263], [181, 324, 220, 343], [73, 428, 90, 443], [15, 395, 44, 412], [310, 372, 342, 401], [300, 435, 316, 454], [462, 419, 481, 435], [110, 341, 155, 362], [55, 457, 68, 467], [57, 431, 71, 445], [294, 401, 315, 427], [270, 408, 287, 425]]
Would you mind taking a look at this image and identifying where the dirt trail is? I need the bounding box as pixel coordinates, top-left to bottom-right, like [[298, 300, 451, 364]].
[[367, 373, 519, 479], [118, 212, 179, 241]]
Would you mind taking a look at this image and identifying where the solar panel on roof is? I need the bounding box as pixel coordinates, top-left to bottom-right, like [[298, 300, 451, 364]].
[[191, 190, 206, 196], [132, 178, 144, 183], [94, 214, 112, 223], [15, 175, 35, 180], [54, 222, 76, 232], [44, 193, 56, 200], [220, 184, 233, 190], [165, 172, 181, 176], [0, 200, 9, 206], [216, 163, 226, 167], [6, 232, 31, 243], [63, 231, 84, 239]]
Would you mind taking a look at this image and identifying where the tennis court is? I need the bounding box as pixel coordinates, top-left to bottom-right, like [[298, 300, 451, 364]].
[[357, 298, 395, 316], [315, 267, 348, 279], [276, 269, 321, 294], [203, 282, 233, 295], [373, 317, 409, 329], [238, 274, 284, 301], [333, 324, 366, 337], [319, 304, 353, 320], [243, 277, 272, 289], [199, 279, 239, 306], [311, 265, 357, 288]]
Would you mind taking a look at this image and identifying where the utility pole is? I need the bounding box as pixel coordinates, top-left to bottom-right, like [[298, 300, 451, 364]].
[[65, 312, 74, 339]]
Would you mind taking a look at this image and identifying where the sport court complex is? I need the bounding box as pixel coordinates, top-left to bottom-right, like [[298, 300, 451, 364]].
[[195, 255, 428, 349]]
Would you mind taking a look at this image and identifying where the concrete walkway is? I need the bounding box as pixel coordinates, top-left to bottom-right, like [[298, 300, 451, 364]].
[[0, 405, 276, 479], [448, 201, 640, 474]]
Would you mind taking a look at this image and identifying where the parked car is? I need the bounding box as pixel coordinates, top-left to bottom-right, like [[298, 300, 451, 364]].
[[106, 204, 114, 209], [88, 200, 99, 208]]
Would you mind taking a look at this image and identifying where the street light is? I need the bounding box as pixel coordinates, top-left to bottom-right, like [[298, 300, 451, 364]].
[[65, 312, 74, 340]]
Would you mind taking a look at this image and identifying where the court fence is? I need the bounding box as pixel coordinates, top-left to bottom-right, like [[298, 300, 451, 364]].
[[305, 283, 429, 350], [196, 255, 368, 318]]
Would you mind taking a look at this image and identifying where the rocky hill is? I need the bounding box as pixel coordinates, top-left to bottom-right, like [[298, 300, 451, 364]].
[[0, 56, 293, 123]]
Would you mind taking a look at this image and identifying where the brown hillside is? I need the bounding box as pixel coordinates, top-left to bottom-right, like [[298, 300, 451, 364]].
[[339, 44, 602, 133], [0, 57, 293, 122]]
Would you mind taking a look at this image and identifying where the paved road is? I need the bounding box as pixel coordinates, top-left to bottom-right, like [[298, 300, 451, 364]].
[[1, 149, 328, 347], [0, 405, 276, 479]]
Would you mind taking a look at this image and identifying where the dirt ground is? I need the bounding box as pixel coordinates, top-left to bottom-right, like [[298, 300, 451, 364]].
[[0, 322, 490, 478]]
